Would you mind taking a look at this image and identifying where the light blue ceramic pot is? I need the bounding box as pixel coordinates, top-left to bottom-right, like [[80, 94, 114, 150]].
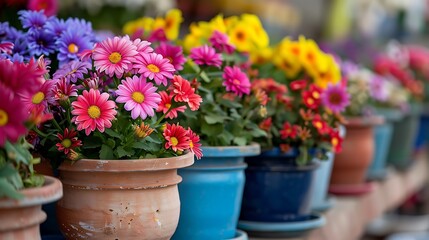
[[310, 152, 334, 212]]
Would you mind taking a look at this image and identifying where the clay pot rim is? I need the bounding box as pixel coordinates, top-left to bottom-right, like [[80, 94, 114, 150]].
[[345, 115, 384, 127], [0, 175, 62, 208], [200, 143, 261, 157], [59, 151, 194, 172]]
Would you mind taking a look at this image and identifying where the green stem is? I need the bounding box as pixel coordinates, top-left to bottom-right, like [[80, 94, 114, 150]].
[[51, 118, 62, 132], [32, 127, 48, 138], [155, 107, 174, 126]]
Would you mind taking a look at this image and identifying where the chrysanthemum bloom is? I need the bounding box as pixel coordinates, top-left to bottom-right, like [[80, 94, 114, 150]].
[[71, 89, 117, 136], [54, 78, 77, 102], [56, 128, 82, 154], [209, 30, 235, 54], [133, 38, 153, 55], [21, 79, 56, 112], [280, 122, 297, 139], [44, 18, 66, 36], [290, 79, 307, 91], [27, 30, 56, 56], [170, 75, 202, 111], [57, 28, 93, 65], [330, 130, 342, 153], [222, 66, 251, 97], [321, 84, 350, 113], [116, 76, 161, 120], [190, 45, 222, 68], [302, 91, 319, 109], [155, 43, 186, 71], [53, 60, 91, 83], [259, 117, 272, 132], [157, 91, 186, 119], [0, 89, 28, 147], [0, 42, 13, 54], [93, 36, 138, 78], [18, 10, 47, 30], [27, 0, 58, 17], [135, 52, 175, 86], [65, 18, 93, 37], [163, 123, 190, 152], [187, 128, 202, 159], [312, 115, 330, 135]]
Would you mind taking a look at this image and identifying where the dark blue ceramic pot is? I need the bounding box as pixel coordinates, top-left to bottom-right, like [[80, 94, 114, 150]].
[[173, 144, 260, 240], [240, 148, 319, 222], [414, 113, 429, 150]]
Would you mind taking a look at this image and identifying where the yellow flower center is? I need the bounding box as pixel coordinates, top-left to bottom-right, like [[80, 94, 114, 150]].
[[32, 92, 45, 104], [312, 91, 320, 99], [88, 105, 101, 119], [314, 121, 322, 129], [68, 43, 79, 54], [189, 141, 194, 148], [132, 91, 145, 103], [165, 103, 171, 109], [307, 98, 314, 105], [170, 137, 178, 146], [109, 52, 122, 64], [0, 109, 8, 126], [61, 139, 72, 148], [147, 64, 160, 73], [233, 79, 241, 85], [332, 138, 338, 146]]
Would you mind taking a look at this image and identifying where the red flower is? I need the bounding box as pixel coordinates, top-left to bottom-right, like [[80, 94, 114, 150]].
[[302, 91, 318, 109], [170, 75, 202, 111], [297, 126, 312, 141], [187, 128, 203, 159], [157, 91, 186, 119], [312, 114, 330, 135], [299, 109, 314, 122], [279, 144, 291, 153], [254, 89, 269, 106], [56, 128, 82, 154], [280, 122, 297, 139], [290, 79, 307, 91], [330, 130, 342, 153], [259, 117, 272, 132], [309, 84, 322, 102], [163, 123, 190, 152], [28, 105, 53, 125]]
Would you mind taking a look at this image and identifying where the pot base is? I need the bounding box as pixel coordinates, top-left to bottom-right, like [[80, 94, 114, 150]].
[[238, 214, 325, 238], [329, 181, 374, 196], [311, 195, 336, 213]]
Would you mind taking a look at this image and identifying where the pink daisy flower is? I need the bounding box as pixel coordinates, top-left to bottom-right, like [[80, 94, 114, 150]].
[[21, 79, 57, 112], [155, 43, 186, 71], [56, 128, 82, 154], [93, 36, 138, 78], [0, 42, 14, 54], [116, 76, 161, 120], [163, 123, 190, 152], [133, 38, 153, 55], [157, 91, 186, 119], [0, 58, 44, 96], [71, 89, 117, 136], [321, 84, 350, 113], [222, 66, 251, 96], [190, 45, 222, 68], [187, 128, 202, 159], [0, 88, 28, 147], [134, 52, 175, 86], [54, 78, 77, 102], [170, 75, 202, 111], [209, 30, 235, 54]]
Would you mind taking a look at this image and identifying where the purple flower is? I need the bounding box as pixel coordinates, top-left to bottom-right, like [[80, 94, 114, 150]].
[[0, 22, 9, 39], [321, 84, 350, 113], [53, 60, 91, 83], [27, 30, 56, 56], [65, 18, 93, 37], [56, 28, 93, 65], [94, 30, 115, 42], [341, 60, 359, 76], [18, 10, 47, 31], [369, 75, 389, 102], [45, 17, 67, 37]]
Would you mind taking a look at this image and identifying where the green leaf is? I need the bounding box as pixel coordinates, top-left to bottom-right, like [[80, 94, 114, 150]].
[[250, 127, 267, 138], [233, 137, 247, 146], [145, 136, 162, 144], [0, 164, 18, 178], [4, 141, 31, 165], [99, 144, 114, 159], [201, 122, 223, 137], [132, 141, 161, 152], [0, 179, 23, 199], [297, 146, 308, 166], [105, 129, 123, 139], [106, 138, 116, 149], [82, 136, 102, 149], [204, 114, 231, 124], [117, 146, 135, 158], [219, 99, 242, 108], [218, 131, 234, 145], [23, 174, 44, 188]]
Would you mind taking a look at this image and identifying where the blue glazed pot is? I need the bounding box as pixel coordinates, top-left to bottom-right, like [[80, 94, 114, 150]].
[[310, 152, 334, 211], [414, 114, 429, 150], [367, 123, 394, 179], [173, 144, 260, 240], [240, 148, 319, 222]]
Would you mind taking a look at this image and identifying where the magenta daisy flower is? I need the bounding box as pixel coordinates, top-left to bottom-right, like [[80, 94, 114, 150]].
[[321, 84, 350, 113], [71, 89, 117, 136], [21, 79, 57, 112], [116, 76, 161, 120], [209, 30, 235, 54], [134, 53, 175, 86], [93, 36, 138, 78], [155, 43, 186, 71], [54, 78, 77, 102], [0, 42, 13, 54], [133, 38, 153, 55], [222, 66, 251, 96], [0, 88, 28, 147], [190, 45, 222, 68]]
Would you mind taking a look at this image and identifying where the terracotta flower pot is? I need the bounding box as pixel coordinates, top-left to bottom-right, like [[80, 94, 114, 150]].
[[0, 176, 63, 240], [330, 116, 384, 185], [56, 152, 194, 240]]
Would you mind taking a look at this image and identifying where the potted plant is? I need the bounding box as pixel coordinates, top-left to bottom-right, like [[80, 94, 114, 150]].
[[166, 13, 268, 240], [0, 54, 63, 239], [20, 22, 203, 239], [374, 48, 423, 170], [239, 36, 347, 229]]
